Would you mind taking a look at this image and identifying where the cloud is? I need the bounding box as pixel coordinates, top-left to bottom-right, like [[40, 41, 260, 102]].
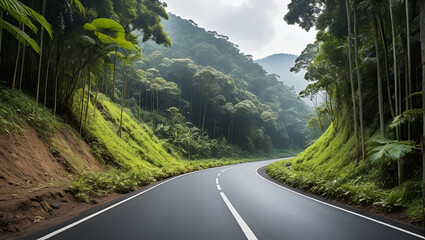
[[164, 0, 317, 58]]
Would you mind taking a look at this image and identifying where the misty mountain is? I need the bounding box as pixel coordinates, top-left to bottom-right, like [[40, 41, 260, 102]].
[[255, 54, 308, 95]]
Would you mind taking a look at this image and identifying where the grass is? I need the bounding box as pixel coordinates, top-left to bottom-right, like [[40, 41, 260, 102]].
[[0, 88, 63, 140], [69, 92, 251, 200], [0, 88, 303, 202], [266, 121, 423, 222]]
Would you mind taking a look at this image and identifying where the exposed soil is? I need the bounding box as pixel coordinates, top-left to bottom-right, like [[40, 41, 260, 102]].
[[0, 128, 109, 240]]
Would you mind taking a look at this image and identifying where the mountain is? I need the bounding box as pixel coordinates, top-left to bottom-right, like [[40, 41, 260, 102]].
[[255, 54, 308, 96]]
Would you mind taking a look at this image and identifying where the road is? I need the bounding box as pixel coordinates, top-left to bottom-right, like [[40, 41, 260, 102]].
[[25, 159, 424, 240]]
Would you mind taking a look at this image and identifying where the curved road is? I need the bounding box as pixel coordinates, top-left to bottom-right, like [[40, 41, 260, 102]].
[[25, 159, 424, 240]]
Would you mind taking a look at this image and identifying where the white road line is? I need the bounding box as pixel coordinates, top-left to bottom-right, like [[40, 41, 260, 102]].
[[255, 166, 425, 240], [219, 192, 258, 240], [36, 167, 218, 240], [216, 178, 219, 185], [218, 173, 221, 176], [221, 167, 234, 173], [217, 184, 222, 191]]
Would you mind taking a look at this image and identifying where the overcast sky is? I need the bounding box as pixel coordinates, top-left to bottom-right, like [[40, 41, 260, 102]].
[[164, 0, 317, 59]]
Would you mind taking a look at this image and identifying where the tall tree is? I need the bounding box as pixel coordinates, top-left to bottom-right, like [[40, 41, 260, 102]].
[[420, 0, 425, 227], [405, 0, 411, 140], [373, 16, 385, 136], [36, 0, 46, 104], [353, 0, 365, 161], [345, 0, 360, 160], [389, 0, 399, 140]]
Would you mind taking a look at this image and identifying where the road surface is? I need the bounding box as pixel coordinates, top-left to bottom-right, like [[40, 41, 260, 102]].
[[25, 159, 424, 240]]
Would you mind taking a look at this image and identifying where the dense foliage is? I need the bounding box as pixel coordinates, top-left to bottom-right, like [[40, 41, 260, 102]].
[[267, 0, 425, 223], [0, 0, 310, 201], [126, 14, 310, 154], [1, 2, 309, 160]]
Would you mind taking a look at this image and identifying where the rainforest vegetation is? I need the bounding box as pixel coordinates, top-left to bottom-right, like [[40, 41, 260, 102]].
[[0, 0, 308, 199], [267, 0, 425, 224]]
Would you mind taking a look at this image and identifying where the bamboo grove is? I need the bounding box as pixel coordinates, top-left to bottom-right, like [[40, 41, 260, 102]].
[[286, 0, 425, 220]]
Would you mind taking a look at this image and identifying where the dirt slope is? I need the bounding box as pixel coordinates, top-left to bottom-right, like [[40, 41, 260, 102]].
[[0, 127, 104, 239]]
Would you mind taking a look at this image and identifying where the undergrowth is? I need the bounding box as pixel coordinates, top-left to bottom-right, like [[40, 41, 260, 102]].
[[69, 92, 245, 200], [266, 123, 423, 223], [0, 88, 64, 140]]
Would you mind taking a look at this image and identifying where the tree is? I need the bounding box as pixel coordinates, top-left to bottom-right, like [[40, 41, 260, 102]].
[[118, 51, 140, 138], [373, 16, 385, 136], [345, 0, 360, 161], [353, 0, 365, 161], [420, 0, 425, 226]]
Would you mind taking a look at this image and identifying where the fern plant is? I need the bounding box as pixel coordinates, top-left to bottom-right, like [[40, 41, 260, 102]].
[[368, 135, 417, 163]]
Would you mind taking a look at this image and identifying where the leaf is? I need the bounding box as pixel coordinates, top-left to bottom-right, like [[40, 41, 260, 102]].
[[406, 91, 422, 100], [368, 134, 391, 144], [69, 0, 85, 16], [84, 18, 125, 39], [84, 18, 135, 50], [389, 109, 423, 128], [80, 35, 95, 46], [0, 19, 40, 53]]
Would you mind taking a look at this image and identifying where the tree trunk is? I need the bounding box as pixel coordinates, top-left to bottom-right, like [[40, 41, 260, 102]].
[[19, 25, 26, 91], [119, 72, 127, 138], [12, 34, 21, 93], [111, 47, 118, 102], [420, 0, 425, 227], [373, 16, 385, 136], [354, 0, 365, 161], [405, 0, 412, 140], [94, 75, 99, 117], [79, 70, 87, 136], [389, 1, 399, 141], [378, 15, 396, 119], [202, 99, 208, 131], [0, 10, 3, 64], [53, 42, 62, 115], [43, 44, 53, 108], [345, 0, 360, 161], [36, 0, 47, 104], [53, 62, 60, 115], [139, 81, 142, 121], [84, 75, 91, 126]]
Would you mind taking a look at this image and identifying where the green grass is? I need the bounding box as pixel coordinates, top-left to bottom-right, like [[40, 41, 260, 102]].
[[69, 92, 250, 200], [266, 122, 423, 222], [0, 88, 64, 140], [0, 88, 303, 202]]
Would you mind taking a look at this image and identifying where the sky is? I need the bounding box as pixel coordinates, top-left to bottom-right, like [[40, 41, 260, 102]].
[[164, 0, 318, 59]]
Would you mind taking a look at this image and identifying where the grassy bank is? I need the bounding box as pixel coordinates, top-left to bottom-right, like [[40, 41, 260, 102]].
[[266, 123, 423, 223]]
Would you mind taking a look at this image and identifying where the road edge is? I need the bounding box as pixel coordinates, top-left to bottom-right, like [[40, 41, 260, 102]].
[[257, 165, 425, 238]]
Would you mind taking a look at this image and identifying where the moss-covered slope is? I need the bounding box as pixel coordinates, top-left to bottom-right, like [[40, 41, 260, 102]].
[[266, 123, 422, 223]]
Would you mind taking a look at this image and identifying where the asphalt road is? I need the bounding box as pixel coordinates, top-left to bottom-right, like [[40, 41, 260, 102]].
[[25, 159, 424, 240]]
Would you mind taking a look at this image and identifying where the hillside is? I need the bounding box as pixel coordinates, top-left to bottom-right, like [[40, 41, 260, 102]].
[[265, 0, 424, 226], [0, 88, 242, 239], [133, 13, 311, 151]]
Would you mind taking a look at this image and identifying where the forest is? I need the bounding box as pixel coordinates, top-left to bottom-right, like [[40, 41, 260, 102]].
[[267, 0, 425, 224], [2, 0, 425, 236], [0, 0, 310, 206]]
